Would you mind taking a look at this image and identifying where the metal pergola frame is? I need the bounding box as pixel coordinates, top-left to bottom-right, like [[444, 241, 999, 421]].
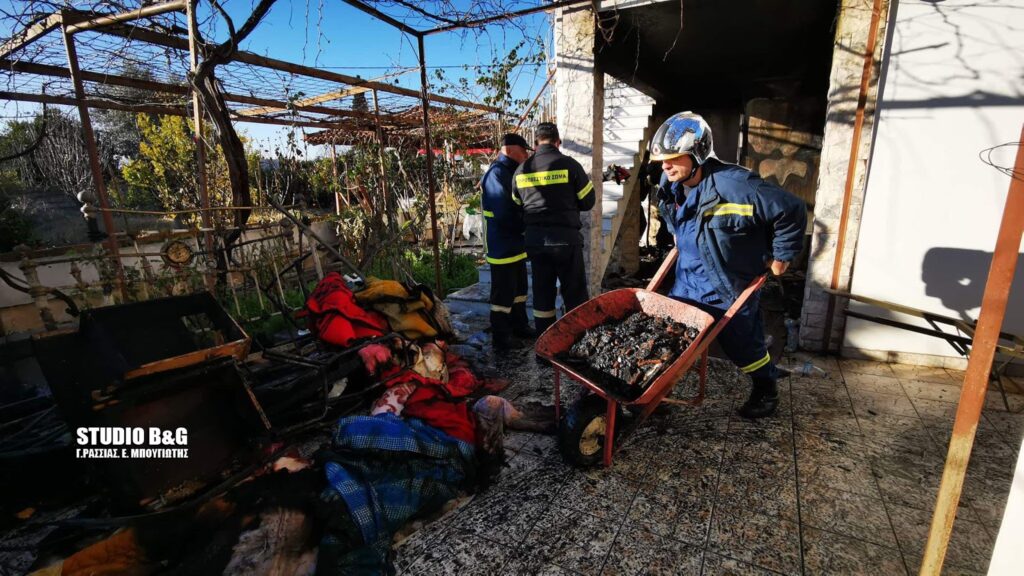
[[335, 0, 589, 291], [2, 0, 568, 294]]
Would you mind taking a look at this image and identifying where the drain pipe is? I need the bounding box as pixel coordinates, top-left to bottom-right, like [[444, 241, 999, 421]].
[[822, 0, 886, 352]]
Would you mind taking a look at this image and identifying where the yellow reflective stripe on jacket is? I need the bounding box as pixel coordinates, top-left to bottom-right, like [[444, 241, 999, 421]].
[[482, 210, 495, 217], [516, 169, 569, 188], [485, 252, 527, 265], [740, 352, 771, 374], [704, 203, 754, 218], [513, 295, 528, 304], [511, 195, 522, 205], [490, 304, 512, 313], [533, 309, 557, 318], [577, 181, 594, 200]]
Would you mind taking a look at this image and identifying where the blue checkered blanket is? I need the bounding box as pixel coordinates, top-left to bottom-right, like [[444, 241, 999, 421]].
[[321, 413, 476, 573]]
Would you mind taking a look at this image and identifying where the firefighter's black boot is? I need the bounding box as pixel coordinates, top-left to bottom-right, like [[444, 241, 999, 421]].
[[493, 332, 528, 350], [737, 377, 779, 419]]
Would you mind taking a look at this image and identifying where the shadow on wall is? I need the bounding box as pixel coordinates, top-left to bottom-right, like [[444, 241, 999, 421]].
[[921, 247, 1024, 330]]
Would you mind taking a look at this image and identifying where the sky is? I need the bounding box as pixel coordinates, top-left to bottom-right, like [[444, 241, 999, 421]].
[[0, 0, 553, 158]]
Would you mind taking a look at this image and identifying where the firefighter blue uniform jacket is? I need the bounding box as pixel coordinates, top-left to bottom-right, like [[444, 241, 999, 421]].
[[480, 154, 527, 265], [658, 159, 807, 305]]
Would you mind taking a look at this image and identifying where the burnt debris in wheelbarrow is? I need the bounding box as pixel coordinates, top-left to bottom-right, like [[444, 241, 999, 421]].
[[535, 248, 767, 468], [560, 312, 701, 401]]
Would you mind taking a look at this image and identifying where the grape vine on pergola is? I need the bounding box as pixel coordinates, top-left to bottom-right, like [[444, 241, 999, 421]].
[[0, 0, 586, 294]]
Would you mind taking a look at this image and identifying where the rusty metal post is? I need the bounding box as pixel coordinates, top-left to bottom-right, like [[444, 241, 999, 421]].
[[417, 34, 443, 295], [372, 88, 401, 279], [186, 0, 216, 292], [372, 89, 392, 213], [331, 143, 342, 215], [920, 127, 1024, 575], [60, 21, 127, 301], [823, 0, 885, 352]]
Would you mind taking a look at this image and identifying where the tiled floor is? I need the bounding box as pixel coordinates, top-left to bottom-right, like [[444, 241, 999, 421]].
[[396, 349, 1023, 575]]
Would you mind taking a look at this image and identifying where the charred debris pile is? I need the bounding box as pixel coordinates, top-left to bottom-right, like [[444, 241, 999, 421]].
[[561, 312, 698, 399]]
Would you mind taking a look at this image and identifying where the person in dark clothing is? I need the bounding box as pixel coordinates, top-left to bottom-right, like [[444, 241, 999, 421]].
[[641, 160, 676, 252], [512, 123, 596, 334], [480, 133, 535, 349], [651, 112, 807, 419]]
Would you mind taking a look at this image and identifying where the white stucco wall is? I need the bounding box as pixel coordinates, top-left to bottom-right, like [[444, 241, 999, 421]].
[[843, 0, 1024, 363]]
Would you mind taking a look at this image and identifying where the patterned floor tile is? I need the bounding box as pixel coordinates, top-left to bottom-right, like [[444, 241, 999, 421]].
[[600, 521, 704, 575], [707, 509, 802, 576], [797, 448, 880, 499], [801, 527, 906, 576], [843, 372, 905, 396], [520, 506, 621, 575], [556, 468, 643, 520], [454, 491, 551, 547], [908, 397, 959, 421], [857, 412, 937, 452], [404, 530, 514, 576], [890, 364, 958, 385], [799, 484, 898, 549], [900, 380, 963, 403], [983, 411, 1024, 445], [700, 552, 783, 576], [849, 389, 919, 418], [889, 503, 994, 573], [839, 359, 896, 377], [793, 412, 862, 437], [983, 390, 1024, 413], [626, 481, 714, 545]]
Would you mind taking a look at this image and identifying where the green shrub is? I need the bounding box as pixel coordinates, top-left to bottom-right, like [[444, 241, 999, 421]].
[[367, 248, 479, 295], [0, 174, 33, 251]]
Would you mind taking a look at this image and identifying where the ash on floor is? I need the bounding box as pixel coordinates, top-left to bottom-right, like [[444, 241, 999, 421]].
[[394, 349, 1021, 576]]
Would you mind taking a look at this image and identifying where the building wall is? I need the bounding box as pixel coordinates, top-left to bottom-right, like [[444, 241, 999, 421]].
[[841, 0, 1024, 366], [800, 0, 893, 351], [555, 5, 605, 295]]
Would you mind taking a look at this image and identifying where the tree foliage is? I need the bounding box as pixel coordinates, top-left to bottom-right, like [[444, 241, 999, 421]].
[[121, 114, 233, 221]]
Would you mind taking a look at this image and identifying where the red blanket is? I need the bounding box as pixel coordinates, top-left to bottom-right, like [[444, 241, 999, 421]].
[[306, 273, 388, 347]]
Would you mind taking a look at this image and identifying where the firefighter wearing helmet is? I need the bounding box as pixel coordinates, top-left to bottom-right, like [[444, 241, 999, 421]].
[[651, 112, 807, 418]]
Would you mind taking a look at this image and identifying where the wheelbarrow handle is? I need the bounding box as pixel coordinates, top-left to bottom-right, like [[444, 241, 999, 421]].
[[698, 273, 769, 349], [646, 248, 679, 292]]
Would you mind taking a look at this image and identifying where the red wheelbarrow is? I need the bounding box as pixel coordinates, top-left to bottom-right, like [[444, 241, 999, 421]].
[[534, 248, 767, 467]]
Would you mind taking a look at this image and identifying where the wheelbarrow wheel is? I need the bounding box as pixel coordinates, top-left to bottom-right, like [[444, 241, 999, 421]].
[[558, 394, 621, 467]]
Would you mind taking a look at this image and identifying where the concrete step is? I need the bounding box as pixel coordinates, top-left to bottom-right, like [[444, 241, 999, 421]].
[[477, 260, 533, 285], [603, 143, 641, 161], [605, 93, 654, 107], [604, 126, 647, 143], [605, 105, 655, 120], [604, 113, 652, 128]]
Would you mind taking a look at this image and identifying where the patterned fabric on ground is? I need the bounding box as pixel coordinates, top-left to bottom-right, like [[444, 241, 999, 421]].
[[370, 382, 416, 417], [319, 414, 476, 575], [368, 347, 486, 444]]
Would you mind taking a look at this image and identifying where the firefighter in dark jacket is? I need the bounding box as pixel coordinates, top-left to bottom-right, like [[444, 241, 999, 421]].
[[480, 133, 536, 349], [512, 122, 596, 334], [652, 112, 807, 418]]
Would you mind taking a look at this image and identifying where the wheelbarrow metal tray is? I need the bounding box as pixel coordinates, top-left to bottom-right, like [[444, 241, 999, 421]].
[[535, 288, 715, 405]]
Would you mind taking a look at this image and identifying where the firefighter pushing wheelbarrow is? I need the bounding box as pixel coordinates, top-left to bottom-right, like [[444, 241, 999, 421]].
[[535, 112, 807, 467]]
